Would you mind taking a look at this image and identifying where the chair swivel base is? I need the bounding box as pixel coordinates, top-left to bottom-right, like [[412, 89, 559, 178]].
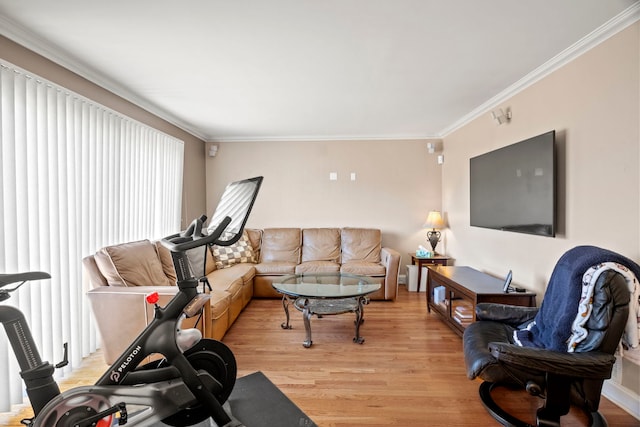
[[478, 382, 609, 427]]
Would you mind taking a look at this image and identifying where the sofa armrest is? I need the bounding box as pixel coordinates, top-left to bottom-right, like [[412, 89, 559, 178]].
[[87, 285, 181, 364], [381, 247, 401, 300]]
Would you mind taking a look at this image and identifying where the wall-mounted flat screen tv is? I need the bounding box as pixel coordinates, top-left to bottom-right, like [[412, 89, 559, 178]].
[[470, 130, 556, 237]]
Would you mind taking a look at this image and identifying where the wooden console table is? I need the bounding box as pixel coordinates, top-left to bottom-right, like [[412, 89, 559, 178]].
[[426, 266, 536, 336]]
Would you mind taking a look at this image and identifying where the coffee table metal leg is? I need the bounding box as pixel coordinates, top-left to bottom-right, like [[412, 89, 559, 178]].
[[280, 295, 292, 330], [353, 296, 367, 344], [302, 298, 313, 348]]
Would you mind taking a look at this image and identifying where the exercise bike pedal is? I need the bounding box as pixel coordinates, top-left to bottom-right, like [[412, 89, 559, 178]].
[[72, 402, 128, 427]]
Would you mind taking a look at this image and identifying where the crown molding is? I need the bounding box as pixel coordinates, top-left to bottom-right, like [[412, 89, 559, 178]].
[[207, 133, 441, 143], [0, 15, 209, 142], [438, 2, 640, 138]]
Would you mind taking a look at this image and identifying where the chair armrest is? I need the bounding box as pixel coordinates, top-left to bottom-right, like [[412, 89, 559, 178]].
[[476, 303, 538, 327], [381, 247, 401, 299], [489, 342, 616, 379]]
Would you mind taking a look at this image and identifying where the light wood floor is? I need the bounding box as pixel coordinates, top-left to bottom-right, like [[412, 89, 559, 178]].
[[3, 286, 639, 426]]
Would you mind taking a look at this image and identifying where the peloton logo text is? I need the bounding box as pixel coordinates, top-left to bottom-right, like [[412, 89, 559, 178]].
[[110, 345, 142, 382]]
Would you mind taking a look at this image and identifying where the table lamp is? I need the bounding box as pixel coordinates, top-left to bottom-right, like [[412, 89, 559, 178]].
[[424, 211, 445, 254]]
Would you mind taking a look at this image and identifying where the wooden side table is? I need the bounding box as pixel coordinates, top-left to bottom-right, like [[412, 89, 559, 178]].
[[410, 254, 451, 292]]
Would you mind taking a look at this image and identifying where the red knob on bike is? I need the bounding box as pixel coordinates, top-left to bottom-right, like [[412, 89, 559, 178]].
[[146, 292, 160, 305]]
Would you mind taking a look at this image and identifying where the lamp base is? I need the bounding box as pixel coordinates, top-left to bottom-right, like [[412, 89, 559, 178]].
[[427, 230, 441, 253]]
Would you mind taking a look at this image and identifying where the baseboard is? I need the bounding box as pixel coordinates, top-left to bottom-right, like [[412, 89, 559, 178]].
[[398, 274, 407, 285], [602, 380, 640, 420]]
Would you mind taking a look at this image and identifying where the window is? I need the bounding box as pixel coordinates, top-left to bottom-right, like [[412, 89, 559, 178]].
[[0, 61, 184, 411]]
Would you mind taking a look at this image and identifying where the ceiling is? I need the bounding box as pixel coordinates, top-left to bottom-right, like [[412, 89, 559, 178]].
[[0, 1, 638, 142]]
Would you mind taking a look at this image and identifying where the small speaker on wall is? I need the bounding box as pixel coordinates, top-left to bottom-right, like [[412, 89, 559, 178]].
[[208, 143, 219, 157]]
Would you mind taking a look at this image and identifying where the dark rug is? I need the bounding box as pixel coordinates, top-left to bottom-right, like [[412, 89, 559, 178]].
[[155, 371, 317, 426]]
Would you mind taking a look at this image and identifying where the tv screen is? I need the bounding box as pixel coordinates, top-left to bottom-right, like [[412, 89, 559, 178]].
[[470, 130, 555, 237]]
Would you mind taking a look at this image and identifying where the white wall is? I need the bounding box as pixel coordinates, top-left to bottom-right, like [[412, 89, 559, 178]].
[[442, 22, 639, 295], [205, 139, 442, 266], [442, 22, 640, 412]]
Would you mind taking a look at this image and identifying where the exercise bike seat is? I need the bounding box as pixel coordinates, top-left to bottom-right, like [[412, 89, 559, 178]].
[[0, 272, 50, 288]]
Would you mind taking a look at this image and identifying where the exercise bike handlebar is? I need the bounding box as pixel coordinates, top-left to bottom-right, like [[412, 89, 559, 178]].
[[161, 215, 232, 253]]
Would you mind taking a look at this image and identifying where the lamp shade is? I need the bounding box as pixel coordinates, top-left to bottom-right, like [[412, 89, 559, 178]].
[[424, 211, 445, 229]]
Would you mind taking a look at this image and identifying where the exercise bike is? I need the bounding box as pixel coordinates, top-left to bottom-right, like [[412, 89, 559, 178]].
[[0, 176, 263, 427]]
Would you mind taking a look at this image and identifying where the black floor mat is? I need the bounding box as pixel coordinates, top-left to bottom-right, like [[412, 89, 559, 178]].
[[155, 371, 317, 427]]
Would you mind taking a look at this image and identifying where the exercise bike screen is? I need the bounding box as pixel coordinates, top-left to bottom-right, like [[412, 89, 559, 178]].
[[207, 176, 263, 246]]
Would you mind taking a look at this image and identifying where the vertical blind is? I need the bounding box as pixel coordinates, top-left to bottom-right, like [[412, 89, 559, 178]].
[[0, 61, 184, 412]]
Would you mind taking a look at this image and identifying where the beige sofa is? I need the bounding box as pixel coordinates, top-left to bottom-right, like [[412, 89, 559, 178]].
[[85, 227, 401, 364]]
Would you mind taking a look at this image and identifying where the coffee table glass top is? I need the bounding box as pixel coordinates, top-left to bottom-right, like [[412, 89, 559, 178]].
[[272, 273, 381, 298], [272, 273, 381, 347]]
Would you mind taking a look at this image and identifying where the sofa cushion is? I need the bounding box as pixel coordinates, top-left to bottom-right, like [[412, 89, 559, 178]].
[[341, 261, 386, 276], [296, 261, 341, 274], [94, 240, 173, 287], [204, 246, 217, 275], [260, 228, 301, 263], [301, 228, 341, 263], [211, 231, 257, 269], [154, 241, 177, 282], [254, 261, 297, 275], [341, 228, 382, 264], [207, 267, 244, 295], [245, 228, 263, 262], [183, 246, 210, 277], [82, 256, 109, 288], [208, 262, 256, 285]]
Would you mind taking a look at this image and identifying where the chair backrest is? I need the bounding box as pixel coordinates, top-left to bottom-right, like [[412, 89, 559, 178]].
[[521, 245, 639, 352], [574, 270, 629, 354]]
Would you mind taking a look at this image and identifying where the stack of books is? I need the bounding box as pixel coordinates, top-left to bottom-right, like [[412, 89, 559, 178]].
[[453, 303, 473, 326]]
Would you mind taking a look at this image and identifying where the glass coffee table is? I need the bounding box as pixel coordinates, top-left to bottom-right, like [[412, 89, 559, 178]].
[[272, 273, 381, 348]]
